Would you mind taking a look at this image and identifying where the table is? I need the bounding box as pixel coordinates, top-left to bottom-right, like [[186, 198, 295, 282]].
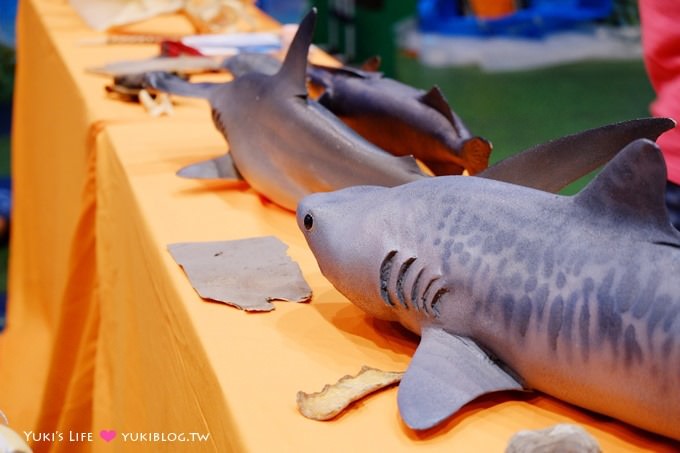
[[1, 0, 678, 451]]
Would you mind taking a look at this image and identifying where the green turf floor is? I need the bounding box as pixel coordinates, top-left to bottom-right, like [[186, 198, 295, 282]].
[[395, 56, 656, 194]]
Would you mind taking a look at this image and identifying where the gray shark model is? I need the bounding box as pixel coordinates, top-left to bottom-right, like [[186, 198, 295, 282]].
[[223, 52, 492, 176], [310, 65, 492, 176], [146, 8, 673, 210], [146, 10, 427, 211], [223, 51, 674, 187], [297, 138, 680, 441]]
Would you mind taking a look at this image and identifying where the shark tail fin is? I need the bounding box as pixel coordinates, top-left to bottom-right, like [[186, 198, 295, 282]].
[[276, 8, 317, 97]]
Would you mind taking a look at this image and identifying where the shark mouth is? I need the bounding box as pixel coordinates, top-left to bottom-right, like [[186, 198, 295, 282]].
[[379, 250, 449, 318]]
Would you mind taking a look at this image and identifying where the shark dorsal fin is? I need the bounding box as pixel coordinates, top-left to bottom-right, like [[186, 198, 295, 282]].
[[276, 8, 317, 97], [419, 86, 456, 127], [575, 138, 680, 244], [397, 328, 523, 430]]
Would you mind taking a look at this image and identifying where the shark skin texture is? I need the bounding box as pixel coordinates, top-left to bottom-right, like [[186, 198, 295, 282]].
[[297, 138, 680, 441], [145, 8, 674, 211]]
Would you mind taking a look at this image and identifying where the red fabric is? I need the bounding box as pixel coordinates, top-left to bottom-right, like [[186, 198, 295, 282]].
[[640, 0, 680, 183]]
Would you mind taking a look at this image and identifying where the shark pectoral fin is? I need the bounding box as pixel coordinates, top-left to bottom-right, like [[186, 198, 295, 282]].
[[397, 328, 523, 431], [177, 153, 243, 180]]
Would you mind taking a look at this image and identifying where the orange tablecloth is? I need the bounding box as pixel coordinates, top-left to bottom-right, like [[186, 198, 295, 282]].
[[1, 0, 678, 451]]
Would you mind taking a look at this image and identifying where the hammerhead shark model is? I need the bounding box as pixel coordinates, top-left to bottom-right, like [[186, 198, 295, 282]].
[[146, 9, 673, 211], [297, 138, 680, 441]]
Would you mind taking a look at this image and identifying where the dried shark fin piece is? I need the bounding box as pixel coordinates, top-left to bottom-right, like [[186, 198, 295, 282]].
[[398, 328, 524, 430], [506, 424, 601, 453], [87, 56, 223, 78], [297, 366, 404, 421], [0, 424, 32, 453], [138, 89, 173, 117], [168, 236, 312, 312]]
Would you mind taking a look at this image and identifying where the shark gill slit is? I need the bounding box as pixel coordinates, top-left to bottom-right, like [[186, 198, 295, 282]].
[[396, 257, 417, 309], [211, 109, 227, 137], [379, 250, 398, 307], [421, 277, 441, 315], [410, 268, 425, 311], [429, 288, 449, 318]]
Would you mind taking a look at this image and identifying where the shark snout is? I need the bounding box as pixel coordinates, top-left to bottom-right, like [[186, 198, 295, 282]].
[[296, 192, 325, 234], [297, 185, 386, 233]]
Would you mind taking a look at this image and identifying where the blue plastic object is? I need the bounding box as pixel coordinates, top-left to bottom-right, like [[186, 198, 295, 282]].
[[0, 0, 18, 47], [418, 0, 613, 37], [256, 0, 308, 24]]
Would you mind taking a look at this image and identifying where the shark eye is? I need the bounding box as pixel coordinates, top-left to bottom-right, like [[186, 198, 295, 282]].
[[304, 213, 314, 231]]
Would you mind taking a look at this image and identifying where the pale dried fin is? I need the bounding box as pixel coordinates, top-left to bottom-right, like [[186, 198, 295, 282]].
[[0, 424, 32, 453], [506, 424, 601, 453], [139, 89, 173, 117], [297, 366, 404, 421]]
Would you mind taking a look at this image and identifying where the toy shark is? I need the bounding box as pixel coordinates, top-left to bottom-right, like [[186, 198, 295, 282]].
[[297, 138, 680, 441], [145, 9, 428, 210], [309, 64, 492, 176], [223, 52, 492, 176], [145, 8, 673, 210]]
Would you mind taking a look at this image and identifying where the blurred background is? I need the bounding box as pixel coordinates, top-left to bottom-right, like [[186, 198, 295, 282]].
[[260, 0, 652, 178], [0, 0, 655, 329], [0, 0, 16, 330]]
